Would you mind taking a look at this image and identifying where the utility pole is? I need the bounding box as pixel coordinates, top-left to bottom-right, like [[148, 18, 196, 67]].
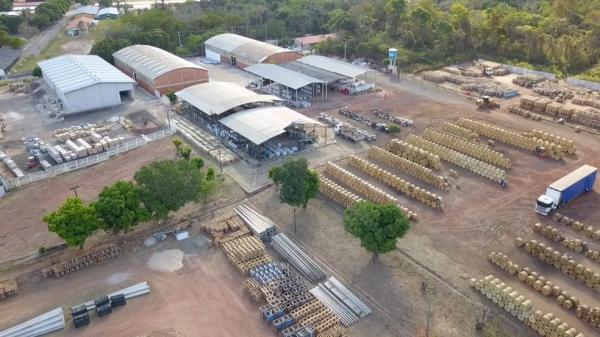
[[178, 32, 182, 48], [69, 186, 79, 198], [344, 42, 347, 61]]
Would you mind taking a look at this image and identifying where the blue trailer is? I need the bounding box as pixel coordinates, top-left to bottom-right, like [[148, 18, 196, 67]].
[[536, 164, 597, 215]]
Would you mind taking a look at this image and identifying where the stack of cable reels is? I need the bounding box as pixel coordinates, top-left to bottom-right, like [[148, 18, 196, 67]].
[[385, 139, 442, 170], [421, 70, 447, 83], [368, 146, 449, 191], [526, 311, 585, 337], [553, 213, 600, 241], [577, 305, 600, 328], [324, 162, 417, 220], [508, 106, 543, 121], [318, 174, 364, 209], [573, 94, 600, 110], [348, 156, 443, 210], [525, 129, 575, 155], [469, 275, 533, 322], [421, 128, 511, 168], [405, 135, 507, 183], [440, 122, 479, 141], [516, 238, 600, 291]]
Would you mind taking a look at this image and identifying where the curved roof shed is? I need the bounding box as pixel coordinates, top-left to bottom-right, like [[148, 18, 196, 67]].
[[113, 45, 208, 95], [204, 33, 301, 66]]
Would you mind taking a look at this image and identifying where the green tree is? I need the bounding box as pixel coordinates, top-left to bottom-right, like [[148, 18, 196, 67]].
[[90, 38, 130, 64], [179, 146, 191, 160], [99, 0, 112, 7], [79, 0, 89, 5], [43, 198, 102, 248], [191, 157, 204, 169], [172, 138, 182, 155], [268, 166, 283, 189], [269, 158, 319, 232], [32, 66, 42, 77], [166, 90, 177, 105], [344, 201, 410, 262], [0, 0, 12, 11], [199, 167, 217, 205], [388, 123, 401, 133], [93, 181, 149, 233], [134, 160, 203, 219]]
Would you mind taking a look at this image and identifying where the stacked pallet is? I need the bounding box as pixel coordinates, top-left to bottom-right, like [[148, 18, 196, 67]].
[[440, 122, 479, 141], [525, 129, 575, 154], [532, 98, 554, 113], [214, 227, 251, 247], [201, 212, 244, 234], [297, 306, 338, 335], [41, 244, 121, 278], [405, 135, 507, 183], [519, 96, 538, 109], [319, 324, 349, 337], [513, 75, 546, 88], [545, 102, 563, 116], [571, 109, 600, 129], [470, 274, 533, 322], [348, 156, 443, 210], [319, 174, 364, 208], [242, 278, 263, 302], [456, 118, 565, 159], [573, 94, 600, 109], [422, 128, 511, 168], [553, 213, 600, 242], [368, 147, 449, 190], [421, 71, 447, 83], [386, 139, 442, 170], [222, 235, 272, 275], [516, 238, 600, 291], [0, 279, 18, 301], [325, 162, 417, 219]]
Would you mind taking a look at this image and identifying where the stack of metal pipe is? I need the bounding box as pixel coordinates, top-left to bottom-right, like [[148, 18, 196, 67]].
[[235, 204, 277, 242], [271, 234, 326, 283]]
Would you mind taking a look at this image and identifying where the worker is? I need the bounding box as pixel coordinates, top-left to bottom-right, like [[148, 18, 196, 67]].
[[1, 123, 5, 133], [500, 179, 508, 188]]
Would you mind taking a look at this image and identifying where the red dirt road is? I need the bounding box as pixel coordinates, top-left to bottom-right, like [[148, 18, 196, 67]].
[[0, 137, 176, 264]]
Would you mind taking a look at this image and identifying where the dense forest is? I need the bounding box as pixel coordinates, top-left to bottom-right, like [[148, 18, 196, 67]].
[[90, 0, 599, 81]]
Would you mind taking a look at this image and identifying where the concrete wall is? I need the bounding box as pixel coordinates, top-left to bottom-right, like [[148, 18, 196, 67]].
[[62, 82, 133, 114]]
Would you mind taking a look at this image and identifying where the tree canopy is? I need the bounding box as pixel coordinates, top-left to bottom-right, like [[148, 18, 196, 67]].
[[94, 181, 149, 233], [343, 201, 410, 259], [43, 197, 102, 248], [269, 158, 319, 232], [134, 159, 203, 219]]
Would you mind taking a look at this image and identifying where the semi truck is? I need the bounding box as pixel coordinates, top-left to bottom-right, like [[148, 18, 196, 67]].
[[535, 164, 597, 215]]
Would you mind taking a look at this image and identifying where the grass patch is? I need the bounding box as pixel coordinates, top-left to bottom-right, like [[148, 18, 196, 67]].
[[12, 34, 70, 73]]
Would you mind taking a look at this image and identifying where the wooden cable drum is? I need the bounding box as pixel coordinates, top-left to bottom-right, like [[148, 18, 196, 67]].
[[318, 174, 364, 209], [405, 134, 507, 184], [422, 128, 511, 168], [509, 106, 543, 121], [385, 139, 442, 170], [324, 162, 417, 220], [421, 70, 447, 83], [440, 122, 479, 141], [525, 129, 575, 154], [573, 94, 600, 110], [553, 213, 600, 242], [347, 155, 443, 210], [368, 146, 449, 191]]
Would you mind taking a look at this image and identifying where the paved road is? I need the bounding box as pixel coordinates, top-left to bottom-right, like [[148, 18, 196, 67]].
[[21, 9, 74, 58]]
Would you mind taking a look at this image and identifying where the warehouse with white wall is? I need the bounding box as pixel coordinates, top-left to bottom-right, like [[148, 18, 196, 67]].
[[38, 55, 135, 115]]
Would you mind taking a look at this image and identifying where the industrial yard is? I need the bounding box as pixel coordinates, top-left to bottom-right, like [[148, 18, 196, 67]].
[[3, 33, 600, 337]]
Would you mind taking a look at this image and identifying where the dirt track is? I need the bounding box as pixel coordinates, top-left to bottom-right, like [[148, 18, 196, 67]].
[[0, 137, 176, 264]]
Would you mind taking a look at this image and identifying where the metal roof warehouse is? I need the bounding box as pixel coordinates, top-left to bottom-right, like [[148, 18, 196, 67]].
[[298, 55, 367, 78], [176, 81, 281, 116], [113, 45, 208, 96], [246, 63, 328, 102], [38, 54, 134, 114]]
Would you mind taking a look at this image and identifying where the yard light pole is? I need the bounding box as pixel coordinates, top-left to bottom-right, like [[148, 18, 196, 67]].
[[70, 186, 79, 198]]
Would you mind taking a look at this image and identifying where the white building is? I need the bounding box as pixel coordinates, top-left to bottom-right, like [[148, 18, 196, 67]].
[[38, 55, 135, 115]]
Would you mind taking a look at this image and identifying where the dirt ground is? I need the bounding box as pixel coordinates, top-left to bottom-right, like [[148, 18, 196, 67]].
[[0, 236, 276, 337], [0, 136, 178, 264]]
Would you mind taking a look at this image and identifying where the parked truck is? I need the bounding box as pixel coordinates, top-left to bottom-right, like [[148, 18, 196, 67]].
[[535, 164, 597, 215]]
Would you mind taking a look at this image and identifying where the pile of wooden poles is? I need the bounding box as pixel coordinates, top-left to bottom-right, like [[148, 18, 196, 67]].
[[347, 156, 443, 210], [422, 128, 511, 168], [406, 134, 507, 183], [385, 139, 442, 170], [368, 147, 449, 190]]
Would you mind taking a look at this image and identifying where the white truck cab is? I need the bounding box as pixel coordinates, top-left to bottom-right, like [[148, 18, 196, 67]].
[[535, 194, 556, 215]]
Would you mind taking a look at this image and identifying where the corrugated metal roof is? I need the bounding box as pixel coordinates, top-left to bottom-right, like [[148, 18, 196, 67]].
[[113, 45, 206, 80], [245, 64, 323, 90], [74, 5, 99, 15], [280, 61, 347, 84], [295, 33, 337, 46], [0, 47, 20, 71], [549, 165, 597, 191], [38, 54, 134, 94], [298, 55, 367, 78], [219, 106, 321, 145], [97, 7, 118, 16], [176, 81, 282, 116], [205, 33, 296, 64]]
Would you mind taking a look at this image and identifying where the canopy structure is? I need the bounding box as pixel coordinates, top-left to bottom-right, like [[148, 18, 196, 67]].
[[219, 106, 321, 145], [298, 55, 367, 78], [245, 64, 324, 90], [279, 61, 347, 84], [176, 81, 282, 116]]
